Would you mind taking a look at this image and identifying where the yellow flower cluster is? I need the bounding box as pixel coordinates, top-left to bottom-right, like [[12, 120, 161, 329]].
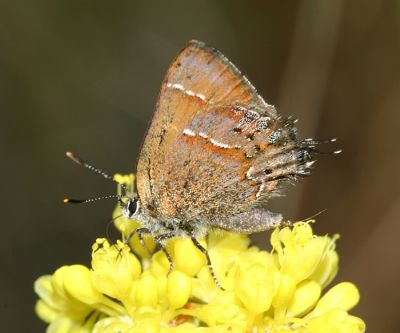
[[34, 174, 365, 332], [35, 223, 365, 332]]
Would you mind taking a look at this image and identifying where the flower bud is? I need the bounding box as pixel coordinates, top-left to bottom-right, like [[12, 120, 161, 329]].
[[167, 270, 192, 309], [136, 272, 158, 307]]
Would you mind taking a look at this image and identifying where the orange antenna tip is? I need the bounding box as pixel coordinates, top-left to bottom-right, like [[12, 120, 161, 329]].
[[63, 198, 86, 204], [65, 151, 84, 165]]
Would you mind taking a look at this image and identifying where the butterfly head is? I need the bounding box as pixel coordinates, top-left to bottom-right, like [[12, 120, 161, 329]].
[[120, 195, 141, 219]]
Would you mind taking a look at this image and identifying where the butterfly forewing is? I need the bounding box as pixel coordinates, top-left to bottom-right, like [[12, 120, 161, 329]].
[[136, 40, 299, 225]]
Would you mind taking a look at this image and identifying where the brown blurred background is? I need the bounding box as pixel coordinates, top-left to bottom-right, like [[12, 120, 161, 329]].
[[1, 0, 399, 332]]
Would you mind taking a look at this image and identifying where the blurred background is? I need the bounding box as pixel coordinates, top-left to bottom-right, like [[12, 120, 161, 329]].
[[1, 0, 399, 331]]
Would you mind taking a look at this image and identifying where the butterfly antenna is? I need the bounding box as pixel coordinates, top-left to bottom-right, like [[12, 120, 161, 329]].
[[66, 151, 129, 192], [63, 194, 121, 204]]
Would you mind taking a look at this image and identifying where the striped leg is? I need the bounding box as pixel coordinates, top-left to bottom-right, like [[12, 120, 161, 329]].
[[124, 227, 152, 255], [190, 235, 225, 291], [154, 232, 176, 276]]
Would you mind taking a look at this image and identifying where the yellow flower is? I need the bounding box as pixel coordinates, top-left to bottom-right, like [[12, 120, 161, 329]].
[[34, 175, 365, 332]]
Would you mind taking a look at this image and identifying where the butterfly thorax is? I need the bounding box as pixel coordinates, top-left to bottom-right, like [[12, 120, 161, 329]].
[[130, 200, 209, 238]]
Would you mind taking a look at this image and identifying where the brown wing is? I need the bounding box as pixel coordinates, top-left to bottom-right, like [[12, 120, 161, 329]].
[[136, 40, 300, 223]]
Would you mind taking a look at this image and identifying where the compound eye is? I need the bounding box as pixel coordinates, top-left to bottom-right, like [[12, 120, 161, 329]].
[[127, 198, 139, 216]]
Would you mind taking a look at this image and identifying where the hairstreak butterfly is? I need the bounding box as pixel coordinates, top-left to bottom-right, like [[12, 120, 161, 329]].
[[65, 40, 339, 289]]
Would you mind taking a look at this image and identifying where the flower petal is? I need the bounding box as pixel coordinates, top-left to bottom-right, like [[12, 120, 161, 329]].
[[271, 273, 296, 310], [308, 309, 366, 333], [93, 316, 133, 333], [309, 237, 339, 288], [308, 282, 360, 318], [34, 300, 58, 323], [286, 279, 321, 317], [172, 238, 207, 277], [135, 272, 159, 307], [62, 265, 103, 305], [235, 263, 276, 314], [167, 270, 192, 309]]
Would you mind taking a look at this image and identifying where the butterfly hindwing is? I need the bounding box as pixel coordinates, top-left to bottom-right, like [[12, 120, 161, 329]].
[[136, 41, 300, 225]]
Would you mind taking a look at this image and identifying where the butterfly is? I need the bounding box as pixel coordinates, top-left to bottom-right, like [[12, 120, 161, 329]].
[[66, 40, 338, 289]]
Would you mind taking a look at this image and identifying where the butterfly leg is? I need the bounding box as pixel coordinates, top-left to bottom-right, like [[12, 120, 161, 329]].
[[190, 235, 225, 291], [154, 232, 176, 276], [138, 228, 153, 256], [124, 227, 152, 255]]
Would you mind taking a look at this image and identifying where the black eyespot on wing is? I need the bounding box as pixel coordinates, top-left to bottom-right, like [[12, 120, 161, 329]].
[[264, 168, 272, 175], [246, 133, 255, 141]]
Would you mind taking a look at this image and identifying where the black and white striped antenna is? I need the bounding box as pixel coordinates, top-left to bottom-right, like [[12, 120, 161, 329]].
[[63, 194, 121, 204], [63, 151, 128, 205]]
